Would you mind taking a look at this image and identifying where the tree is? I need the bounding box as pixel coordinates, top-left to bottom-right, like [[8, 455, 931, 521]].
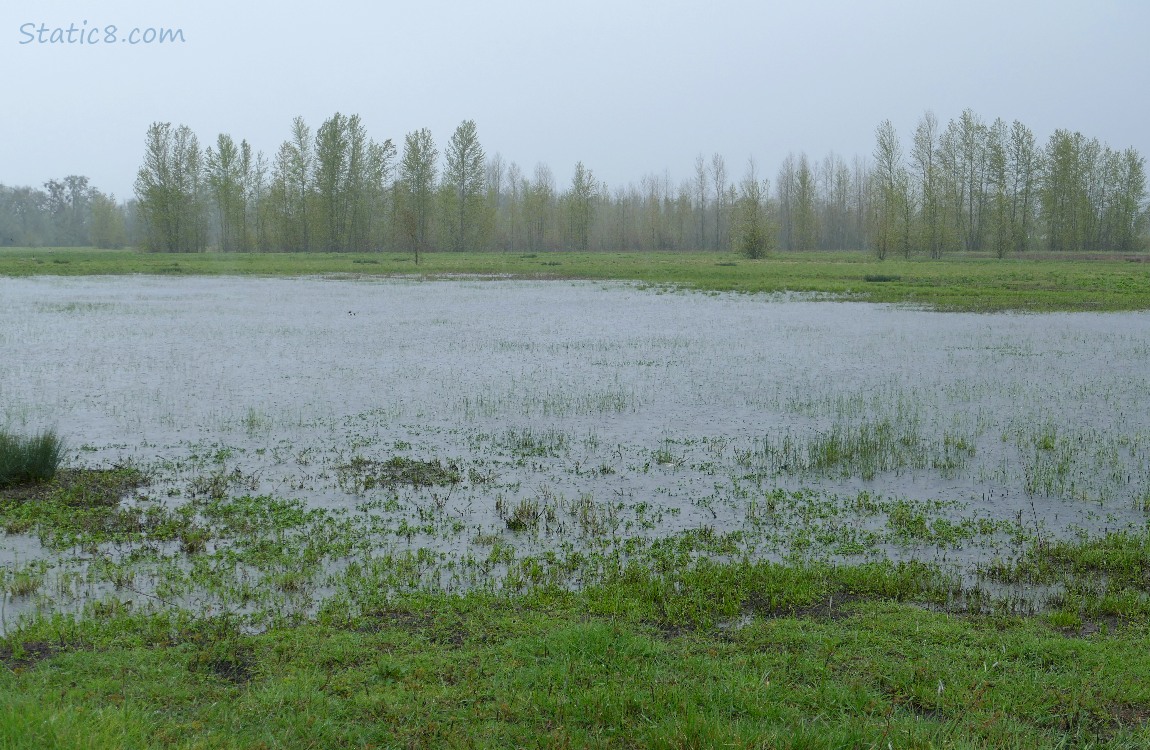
[[733, 158, 773, 258], [398, 127, 438, 263], [819, 152, 853, 250], [524, 163, 555, 251], [793, 153, 819, 251], [268, 117, 315, 251], [870, 119, 909, 260], [775, 154, 795, 250], [486, 153, 506, 250], [937, 109, 989, 252], [205, 133, 247, 251], [1005, 120, 1041, 254], [693, 154, 709, 250], [89, 191, 126, 248], [134, 122, 207, 252], [711, 153, 727, 250], [442, 120, 488, 252], [1041, 129, 1087, 252], [564, 161, 598, 251], [910, 111, 945, 258], [314, 113, 351, 251], [359, 135, 396, 251], [43, 175, 90, 246], [246, 148, 269, 250], [983, 119, 1020, 258], [1108, 148, 1147, 252], [1, 185, 48, 246], [505, 161, 524, 251]]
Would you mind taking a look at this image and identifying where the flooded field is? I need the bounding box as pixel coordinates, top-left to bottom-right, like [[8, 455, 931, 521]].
[[2, 276, 1149, 630]]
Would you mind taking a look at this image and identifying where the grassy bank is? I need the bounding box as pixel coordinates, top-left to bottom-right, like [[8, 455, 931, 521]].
[[3, 247, 1150, 312], [2, 587, 1149, 749]]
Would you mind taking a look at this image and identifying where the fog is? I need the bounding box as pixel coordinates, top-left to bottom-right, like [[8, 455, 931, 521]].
[[3, 0, 1148, 199]]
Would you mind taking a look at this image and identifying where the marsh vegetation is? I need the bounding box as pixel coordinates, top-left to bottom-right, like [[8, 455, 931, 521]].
[[0, 429, 65, 489], [2, 275, 1149, 746]]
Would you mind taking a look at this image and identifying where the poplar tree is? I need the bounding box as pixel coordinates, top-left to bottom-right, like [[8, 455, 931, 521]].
[[135, 122, 207, 252], [314, 113, 350, 251], [398, 127, 438, 263], [205, 133, 248, 251], [871, 119, 908, 260], [564, 161, 597, 251], [442, 120, 488, 252]]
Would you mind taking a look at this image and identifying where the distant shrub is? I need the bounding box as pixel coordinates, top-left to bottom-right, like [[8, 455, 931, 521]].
[[864, 274, 902, 282], [0, 428, 66, 488]]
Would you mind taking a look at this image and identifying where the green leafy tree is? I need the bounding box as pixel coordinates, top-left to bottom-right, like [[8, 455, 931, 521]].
[[1006, 120, 1041, 253], [205, 134, 249, 251], [268, 117, 315, 251], [359, 136, 396, 251], [564, 161, 598, 251], [911, 111, 945, 258], [1107, 148, 1147, 252], [524, 163, 555, 251], [89, 190, 126, 248], [985, 118, 1012, 258], [398, 128, 438, 263], [870, 119, 909, 260], [733, 158, 773, 258], [134, 122, 207, 252], [1041, 129, 1089, 252], [441, 120, 489, 252], [314, 113, 351, 251]]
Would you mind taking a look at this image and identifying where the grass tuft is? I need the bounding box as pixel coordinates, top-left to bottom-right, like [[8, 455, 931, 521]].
[[0, 428, 66, 489]]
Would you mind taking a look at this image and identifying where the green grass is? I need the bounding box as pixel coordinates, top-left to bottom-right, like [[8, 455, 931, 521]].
[[2, 575, 1149, 748], [0, 428, 66, 489], [4, 247, 1150, 311]]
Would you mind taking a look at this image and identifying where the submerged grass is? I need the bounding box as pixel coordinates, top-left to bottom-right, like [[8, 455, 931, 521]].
[[748, 419, 974, 480], [2, 457, 1149, 746], [3, 248, 1150, 311], [3, 256, 1150, 744]]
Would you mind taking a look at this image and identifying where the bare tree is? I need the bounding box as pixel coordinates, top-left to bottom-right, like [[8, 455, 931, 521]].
[[694, 154, 709, 249], [711, 153, 727, 250]]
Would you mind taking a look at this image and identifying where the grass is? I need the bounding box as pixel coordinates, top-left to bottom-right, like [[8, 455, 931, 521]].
[[339, 455, 462, 492], [4, 247, 1150, 311], [1, 456, 1149, 746], [1, 566, 1149, 748], [0, 428, 66, 489]]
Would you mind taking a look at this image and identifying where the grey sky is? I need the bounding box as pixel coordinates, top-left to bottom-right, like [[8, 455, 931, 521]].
[[4, 0, 1147, 200]]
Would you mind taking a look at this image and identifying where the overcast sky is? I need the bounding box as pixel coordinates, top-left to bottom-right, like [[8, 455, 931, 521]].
[[4, 0, 1148, 200]]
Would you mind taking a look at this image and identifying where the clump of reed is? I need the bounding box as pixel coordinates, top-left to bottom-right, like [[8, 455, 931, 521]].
[[0, 427, 66, 488]]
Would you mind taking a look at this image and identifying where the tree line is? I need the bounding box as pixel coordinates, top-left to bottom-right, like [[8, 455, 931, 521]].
[[0, 176, 127, 248], [4, 109, 1146, 256], [867, 110, 1148, 258]]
